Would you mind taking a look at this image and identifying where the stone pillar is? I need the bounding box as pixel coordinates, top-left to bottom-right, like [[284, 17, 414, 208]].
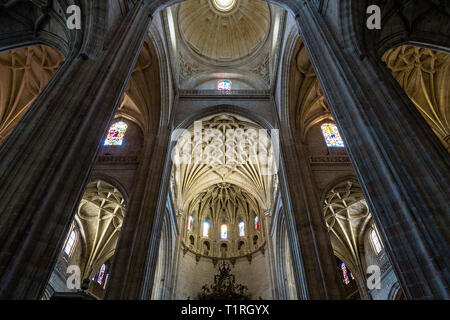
[[105, 124, 171, 300], [279, 134, 344, 299], [0, 2, 152, 299], [293, 2, 449, 299]]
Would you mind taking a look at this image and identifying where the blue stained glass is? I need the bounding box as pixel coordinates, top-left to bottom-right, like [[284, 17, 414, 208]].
[[221, 224, 228, 240]]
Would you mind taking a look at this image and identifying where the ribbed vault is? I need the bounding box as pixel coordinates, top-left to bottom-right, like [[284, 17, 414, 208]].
[[322, 180, 372, 286], [75, 180, 126, 279], [0, 45, 63, 145], [382, 45, 449, 151], [288, 37, 331, 139], [172, 113, 278, 258], [172, 113, 277, 214]]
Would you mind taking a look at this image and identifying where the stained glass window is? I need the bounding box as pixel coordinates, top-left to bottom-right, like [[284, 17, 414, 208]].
[[371, 229, 382, 254], [217, 80, 232, 91], [340, 262, 350, 285], [239, 222, 245, 237], [104, 121, 128, 146], [203, 221, 210, 237], [255, 216, 259, 231], [321, 123, 344, 147], [64, 230, 76, 256], [221, 224, 228, 240], [188, 216, 194, 231], [97, 264, 106, 285]]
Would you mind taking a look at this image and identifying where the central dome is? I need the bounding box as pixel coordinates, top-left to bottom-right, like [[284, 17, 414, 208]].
[[179, 0, 270, 62]]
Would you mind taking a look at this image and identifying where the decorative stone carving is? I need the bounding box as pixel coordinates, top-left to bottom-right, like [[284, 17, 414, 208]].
[[178, 52, 203, 84], [249, 54, 271, 84]]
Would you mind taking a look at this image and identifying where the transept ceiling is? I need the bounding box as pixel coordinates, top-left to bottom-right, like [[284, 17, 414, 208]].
[[382, 45, 449, 151], [0, 36, 161, 145], [288, 38, 450, 152], [74, 180, 126, 279], [0, 45, 63, 145], [322, 179, 372, 279]]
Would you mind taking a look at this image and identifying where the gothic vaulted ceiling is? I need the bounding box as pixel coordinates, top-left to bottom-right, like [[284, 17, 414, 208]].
[[171, 113, 278, 217], [75, 180, 126, 279], [0, 45, 63, 145], [171, 114, 277, 258], [382, 45, 449, 151]]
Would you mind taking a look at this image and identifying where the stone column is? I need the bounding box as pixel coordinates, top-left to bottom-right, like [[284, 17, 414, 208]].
[[105, 124, 172, 300], [0, 2, 152, 299], [293, 2, 449, 299], [279, 134, 345, 299]]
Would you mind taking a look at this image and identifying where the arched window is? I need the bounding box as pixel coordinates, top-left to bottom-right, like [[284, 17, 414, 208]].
[[370, 229, 383, 254], [97, 264, 106, 285], [220, 224, 228, 240], [202, 221, 210, 237], [217, 80, 232, 91], [238, 221, 245, 237], [321, 123, 344, 147], [187, 216, 194, 231], [64, 229, 77, 256], [104, 121, 128, 146], [340, 262, 350, 285], [254, 216, 259, 231]]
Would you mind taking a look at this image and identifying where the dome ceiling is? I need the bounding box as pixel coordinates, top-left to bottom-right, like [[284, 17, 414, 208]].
[[178, 0, 270, 62]]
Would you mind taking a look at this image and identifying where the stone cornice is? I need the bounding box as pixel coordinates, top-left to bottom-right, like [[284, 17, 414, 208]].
[[178, 89, 271, 99]]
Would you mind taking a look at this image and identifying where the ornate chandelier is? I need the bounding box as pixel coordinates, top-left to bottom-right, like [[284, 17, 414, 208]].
[[196, 262, 250, 300]]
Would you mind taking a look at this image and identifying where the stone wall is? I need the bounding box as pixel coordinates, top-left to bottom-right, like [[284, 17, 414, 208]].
[[175, 250, 272, 300]]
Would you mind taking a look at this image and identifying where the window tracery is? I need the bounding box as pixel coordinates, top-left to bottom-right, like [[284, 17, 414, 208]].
[[64, 229, 77, 256], [371, 229, 383, 254]]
